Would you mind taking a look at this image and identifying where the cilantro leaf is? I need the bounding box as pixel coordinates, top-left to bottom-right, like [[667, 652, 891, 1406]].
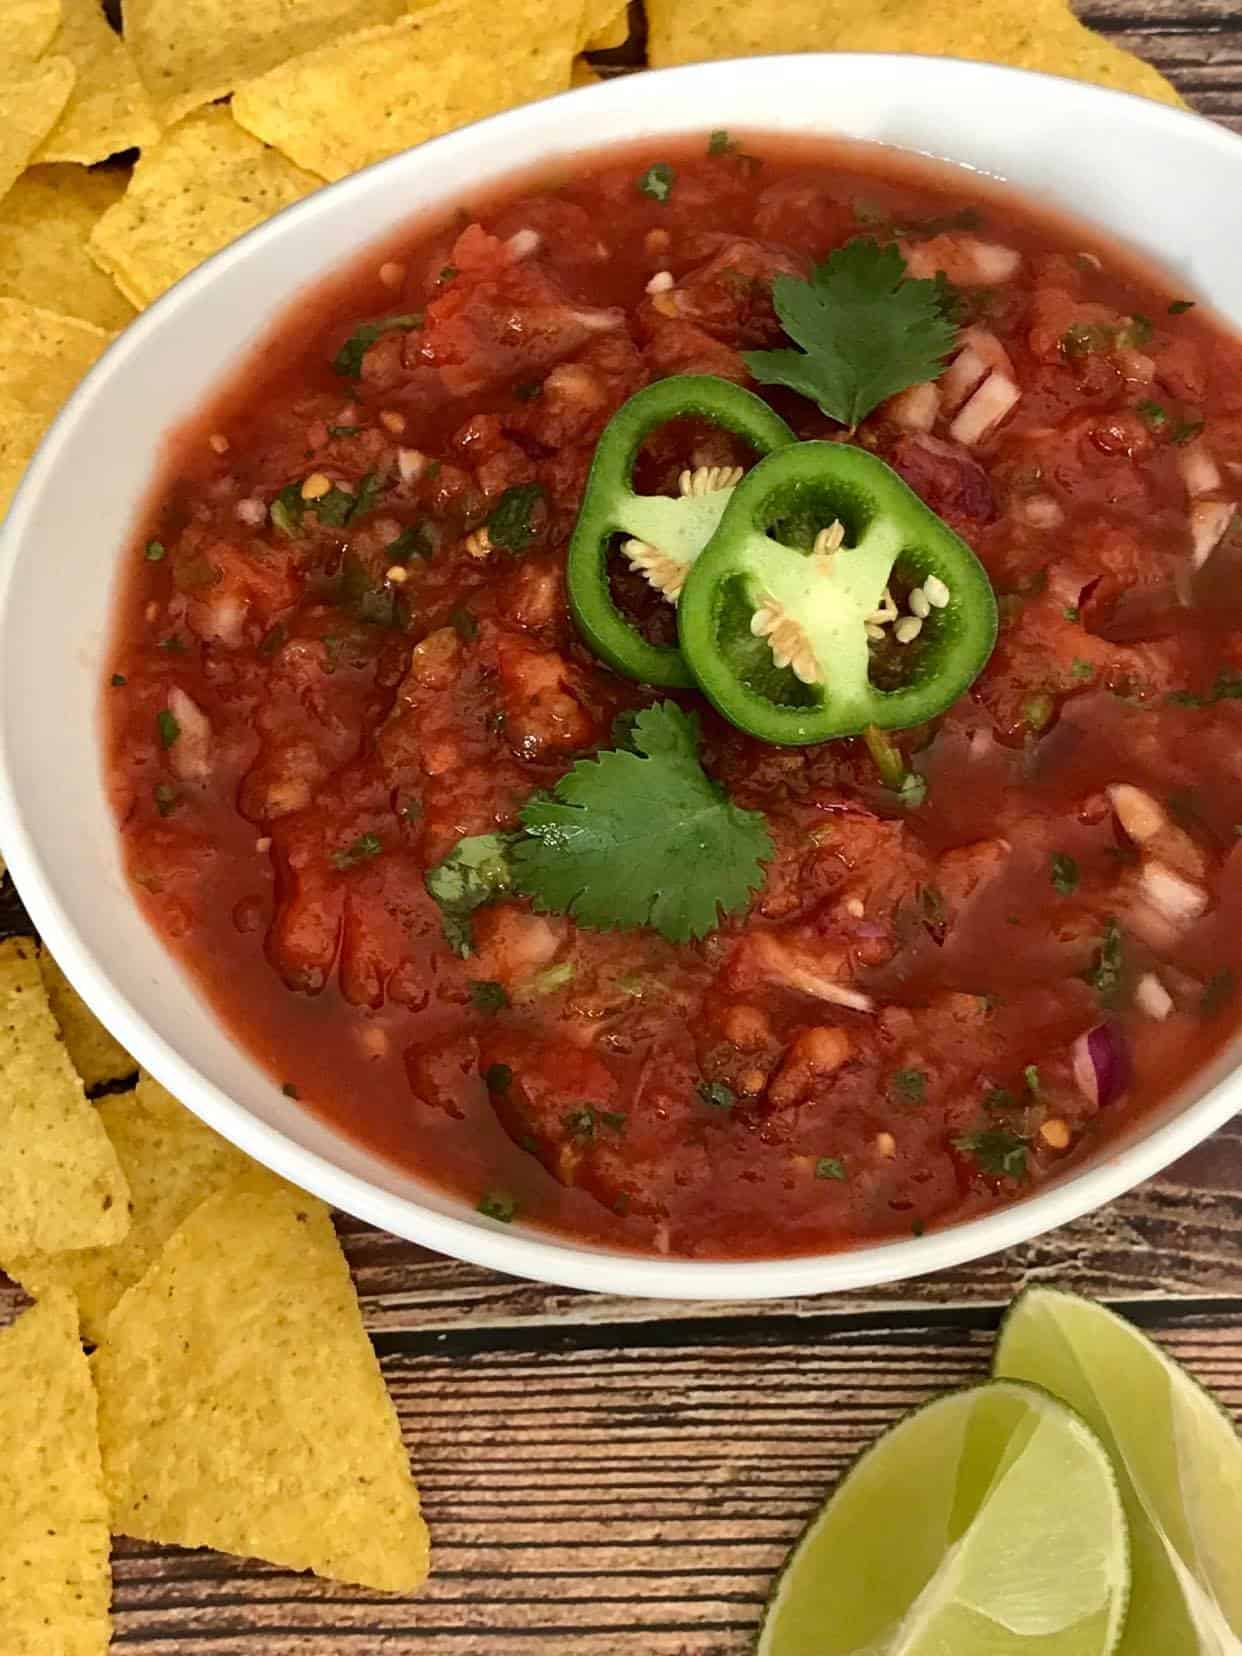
[[511, 702, 772, 943], [425, 831, 517, 956], [487, 483, 544, 552], [331, 832, 382, 870], [332, 313, 423, 378], [637, 162, 675, 202], [953, 1126, 1028, 1179], [743, 238, 958, 430]]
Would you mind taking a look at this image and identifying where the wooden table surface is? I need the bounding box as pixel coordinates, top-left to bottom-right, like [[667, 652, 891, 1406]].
[[8, 8, 1242, 1650]]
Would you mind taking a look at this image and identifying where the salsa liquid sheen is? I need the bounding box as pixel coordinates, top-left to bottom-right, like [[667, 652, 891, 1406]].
[[105, 135, 1242, 1258]]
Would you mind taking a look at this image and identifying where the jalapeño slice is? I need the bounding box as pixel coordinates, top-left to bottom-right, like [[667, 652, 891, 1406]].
[[677, 442, 997, 745], [566, 375, 795, 688]]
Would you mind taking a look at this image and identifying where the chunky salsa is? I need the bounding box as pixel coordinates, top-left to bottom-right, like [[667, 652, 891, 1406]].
[[106, 134, 1242, 1258]]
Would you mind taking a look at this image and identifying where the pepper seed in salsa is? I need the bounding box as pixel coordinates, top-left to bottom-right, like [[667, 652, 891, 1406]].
[[107, 134, 1242, 1260]]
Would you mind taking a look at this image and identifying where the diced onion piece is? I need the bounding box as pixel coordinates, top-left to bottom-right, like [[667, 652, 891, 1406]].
[[966, 241, 1022, 285], [1178, 441, 1222, 500], [1116, 349, 1156, 386], [1138, 858, 1208, 926], [506, 228, 541, 260], [885, 381, 941, 432], [752, 934, 874, 1013], [1018, 493, 1064, 529], [939, 346, 989, 415], [1135, 972, 1174, 1020], [167, 687, 212, 783], [235, 497, 266, 526], [1190, 498, 1236, 569], [398, 447, 427, 482], [1072, 1022, 1131, 1108], [949, 372, 1021, 448], [1107, 783, 1166, 845]]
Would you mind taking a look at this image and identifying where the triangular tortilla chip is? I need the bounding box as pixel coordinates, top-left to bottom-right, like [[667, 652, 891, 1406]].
[[37, 944, 136, 1088], [1, 55, 75, 209], [0, 1290, 111, 1656], [34, 0, 160, 165], [87, 108, 322, 308], [231, 0, 580, 184], [0, 298, 113, 514], [0, 938, 128, 1254], [123, 0, 406, 126], [93, 1173, 429, 1592], [0, 166, 136, 331], [7, 1073, 250, 1342]]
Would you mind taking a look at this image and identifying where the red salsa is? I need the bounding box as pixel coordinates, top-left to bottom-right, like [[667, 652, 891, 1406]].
[[105, 134, 1242, 1258]]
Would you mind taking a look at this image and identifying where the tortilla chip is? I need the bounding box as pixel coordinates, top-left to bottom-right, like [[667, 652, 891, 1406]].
[[0, 167, 136, 331], [87, 108, 322, 308], [7, 1073, 251, 1342], [0, 0, 64, 72], [231, 0, 580, 183], [34, 0, 160, 165], [0, 1291, 111, 1656], [646, 0, 1185, 108], [579, 0, 627, 50], [572, 56, 602, 87], [93, 1172, 429, 1592], [124, 0, 408, 125], [0, 55, 75, 208], [0, 938, 128, 1251], [0, 298, 112, 515], [36, 945, 136, 1088]]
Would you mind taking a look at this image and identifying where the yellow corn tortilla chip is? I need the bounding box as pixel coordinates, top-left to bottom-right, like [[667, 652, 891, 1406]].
[[646, 0, 1185, 108], [0, 0, 64, 72], [34, 0, 159, 165], [124, 0, 408, 126], [0, 1290, 111, 1656], [572, 55, 602, 87], [231, 0, 580, 183], [36, 945, 136, 1088], [87, 108, 322, 308], [0, 298, 112, 516], [0, 167, 136, 331], [1, 55, 75, 208], [578, 0, 626, 50], [8, 1073, 251, 1343], [0, 938, 128, 1251], [93, 1172, 429, 1592]]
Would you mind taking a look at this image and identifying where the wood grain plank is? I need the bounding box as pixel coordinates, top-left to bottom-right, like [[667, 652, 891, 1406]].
[[107, 1314, 1242, 1652]]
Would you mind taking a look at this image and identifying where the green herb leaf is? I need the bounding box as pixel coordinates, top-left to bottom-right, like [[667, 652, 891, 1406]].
[[313, 485, 355, 527], [438, 265, 458, 283], [512, 702, 772, 943], [144, 538, 166, 561], [983, 1086, 1015, 1112], [469, 979, 510, 1015], [743, 239, 957, 429], [339, 551, 400, 628], [1082, 917, 1125, 1006], [349, 471, 386, 521], [697, 1079, 735, 1110], [156, 709, 180, 748], [1168, 298, 1196, 315], [153, 782, 179, 817], [110, 673, 127, 687], [600, 1110, 627, 1133], [1167, 670, 1242, 708], [815, 1156, 847, 1181], [487, 483, 544, 552], [563, 1105, 598, 1141], [637, 162, 675, 202], [332, 313, 423, 377], [953, 1126, 1027, 1179], [331, 831, 383, 871], [1118, 313, 1153, 348], [1136, 398, 1168, 431], [889, 1068, 926, 1105], [387, 523, 433, 563], [1171, 416, 1205, 445], [708, 129, 734, 155], [514, 380, 542, 401], [1062, 322, 1113, 358], [1071, 659, 1095, 680], [328, 424, 361, 438], [1050, 852, 1079, 896], [1024, 1064, 1042, 1097], [425, 832, 517, 957], [269, 483, 305, 538], [477, 1190, 517, 1222]]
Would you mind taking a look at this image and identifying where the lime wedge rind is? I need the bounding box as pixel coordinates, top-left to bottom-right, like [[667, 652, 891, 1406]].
[[757, 1377, 1129, 1656]]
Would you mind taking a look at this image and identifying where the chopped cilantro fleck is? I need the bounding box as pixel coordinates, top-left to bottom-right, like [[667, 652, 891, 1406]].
[[1062, 605, 1080, 622], [469, 979, 510, 1015], [1050, 852, 1079, 896], [637, 162, 675, 202], [144, 538, 166, 561], [983, 1086, 1016, 1112], [708, 129, 734, 155], [1062, 321, 1113, 357], [1167, 671, 1242, 708], [477, 1191, 517, 1222], [1082, 918, 1125, 1006], [110, 673, 126, 687], [425, 832, 515, 956], [438, 265, 458, 283], [331, 831, 383, 870], [600, 1110, 627, 1133], [153, 782, 179, 817], [1171, 416, 1205, 445], [158, 634, 186, 654], [1201, 969, 1234, 1016], [349, 471, 386, 521], [387, 523, 433, 563], [1168, 298, 1196, 315], [526, 960, 575, 996], [1071, 659, 1095, 680], [1118, 313, 1153, 348], [1024, 1064, 1042, 1097], [890, 1068, 926, 1105], [953, 1126, 1028, 1179], [257, 622, 287, 658], [487, 482, 545, 552], [514, 380, 543, 401], [1136, 398, 1168, 431], [332, 313, 423, 378], [327, 424, 361, 438], [156, 709, 179, 748], [269, 483, 305, 538], [815, 1156, 847, 1181], [1023, 693, 1055, 732], [697, 1079, 735, 1110], [313, 485, 355, 527], [920, 885, 946, 930], [563, 1105, 598, 1141]]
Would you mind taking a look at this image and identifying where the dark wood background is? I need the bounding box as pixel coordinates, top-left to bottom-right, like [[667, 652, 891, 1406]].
[[7, 10, 1242, 1648]]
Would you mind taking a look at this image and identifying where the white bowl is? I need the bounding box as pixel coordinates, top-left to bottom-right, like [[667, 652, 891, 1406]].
[[2, 54, 1240, 1300]]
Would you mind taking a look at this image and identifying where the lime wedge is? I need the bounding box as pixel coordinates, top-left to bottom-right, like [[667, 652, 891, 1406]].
[[758, 1379, 1128, 1656], [996, 1287, 1242, 1655]]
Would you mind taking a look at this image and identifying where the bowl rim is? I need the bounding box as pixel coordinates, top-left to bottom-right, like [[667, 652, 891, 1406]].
[[3, 51, 1242, 1302]]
